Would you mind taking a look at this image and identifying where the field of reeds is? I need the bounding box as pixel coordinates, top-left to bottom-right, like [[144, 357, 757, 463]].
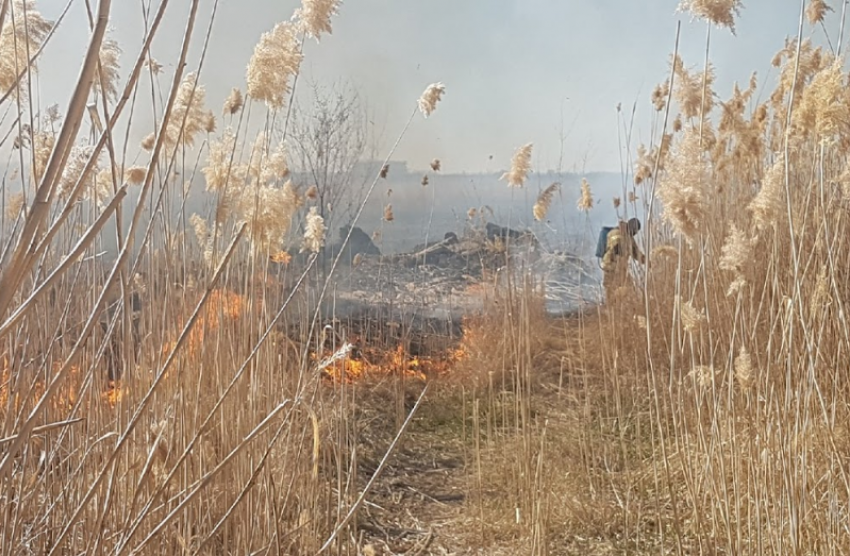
[[3, 0, 850, 554]]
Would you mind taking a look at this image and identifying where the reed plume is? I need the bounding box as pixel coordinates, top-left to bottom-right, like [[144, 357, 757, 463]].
[[533, 182, 559, 221], [806, 0, 833, 24], [656, 127, 706, 243], [223, 88, 244, 115], [246, 22, 304, 111], [295, 0, 342, 40], [0, 1, 52, 96], [577, 178, 593, 211], [418, 82, 446, 118], [124, 166, 146, 185], [95, 38, 121, 103], [301, 206, 326, 253], [501, 143, 532, 187], [677, 0, 743, 34]]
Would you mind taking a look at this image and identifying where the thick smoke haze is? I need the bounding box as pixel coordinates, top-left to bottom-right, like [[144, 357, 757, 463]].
[[23, 0, 829, 257]]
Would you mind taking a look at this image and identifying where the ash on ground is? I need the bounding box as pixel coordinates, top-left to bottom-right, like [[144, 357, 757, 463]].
[[303, 222, 601, 320]]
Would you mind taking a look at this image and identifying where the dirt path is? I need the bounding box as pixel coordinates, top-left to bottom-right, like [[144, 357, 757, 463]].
[[355, 388, 474, 555]]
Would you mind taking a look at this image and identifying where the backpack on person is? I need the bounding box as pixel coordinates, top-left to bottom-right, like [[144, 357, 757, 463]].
[[595, 226, 615, 261]]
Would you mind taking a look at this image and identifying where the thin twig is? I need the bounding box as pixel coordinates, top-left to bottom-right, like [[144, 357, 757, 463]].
[[0, 417, 84, 445]]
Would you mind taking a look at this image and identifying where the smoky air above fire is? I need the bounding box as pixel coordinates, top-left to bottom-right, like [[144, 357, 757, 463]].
[[88, 165, 632, 260], [33, 1, 791, 176]]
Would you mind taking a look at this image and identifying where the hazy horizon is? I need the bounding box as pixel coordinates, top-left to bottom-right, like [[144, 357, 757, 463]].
[[33, 1, 825, 175]]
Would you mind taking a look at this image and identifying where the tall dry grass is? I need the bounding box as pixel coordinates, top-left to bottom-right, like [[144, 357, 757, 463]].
[[450, 2, 850, 554], [0, 1, 446, 553], [627, 2, 850, 552], [5, 0, 850, 554]]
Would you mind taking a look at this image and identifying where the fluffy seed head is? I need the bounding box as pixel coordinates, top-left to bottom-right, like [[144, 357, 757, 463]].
[[671, 55, 716, 119], [141, 133, 155, 151], [500, 143, 533, 187], [190, 213, 209, 247], [534, 182, 559, 221], [271, 250, 292, 265], [418, 82, 446, 118], [92, 168, 115, 208], [246, 22, 304, 111], [203, 129, 238, 192], [95, 38, 121, 103], [306, 184, 318, 199], [380, 164, 389, 179], [165, 73, 209, 148], [806, 0, 833, 24], [793, 59, 848, 138], [124, 166, 146, 184], [679, 296, 706, 332], [57, 145, 97, 199], [383, 204, 394, 222], [145, 57, 163, 75], [238, 179, 301, 254], [203, 111, 216, 134], [673, 115, 683, 132], [734, 347, 754, 389], [301, 206, 326, 253], [430, 158, 441, 171], [748, 155, 784, 231], [719, 223, 753, 296], [577, 178, 593, 211], [719, 223, 752, 274], [262, 142, 290, 183], [677, 0, 744, 34], [656, 128, 707, 243], [294, 0, 342, 40], [223, 88, 244, 116], [652, 80, 670, 111], [421, 175, 429, 187], [31, 131, 54, 185], [0, 1, 52, 98]]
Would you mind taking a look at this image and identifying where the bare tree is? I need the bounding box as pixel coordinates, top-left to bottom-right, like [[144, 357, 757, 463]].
[[287, 81, 372, 253]]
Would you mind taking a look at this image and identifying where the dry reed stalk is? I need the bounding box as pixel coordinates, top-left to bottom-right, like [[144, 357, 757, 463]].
[[0, 0, 111, 321]]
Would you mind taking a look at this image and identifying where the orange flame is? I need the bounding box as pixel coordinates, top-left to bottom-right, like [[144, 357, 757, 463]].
[[163, 288, 247, 358], [102, 380, 124, 407], [319, 341, 466, 383]]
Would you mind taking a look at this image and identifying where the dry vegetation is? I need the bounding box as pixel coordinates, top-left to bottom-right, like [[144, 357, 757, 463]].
[[2, 0, 850, 554]]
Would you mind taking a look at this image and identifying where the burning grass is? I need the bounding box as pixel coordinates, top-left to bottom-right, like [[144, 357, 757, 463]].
[[317, 341, 467, 382], [5, 0, 850, 553]]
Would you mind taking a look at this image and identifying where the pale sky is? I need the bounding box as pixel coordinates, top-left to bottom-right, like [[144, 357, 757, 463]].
[[36, 0, 820, 174]]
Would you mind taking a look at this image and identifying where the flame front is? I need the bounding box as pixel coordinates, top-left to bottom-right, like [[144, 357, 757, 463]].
[[319, 342, 466, 383]]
